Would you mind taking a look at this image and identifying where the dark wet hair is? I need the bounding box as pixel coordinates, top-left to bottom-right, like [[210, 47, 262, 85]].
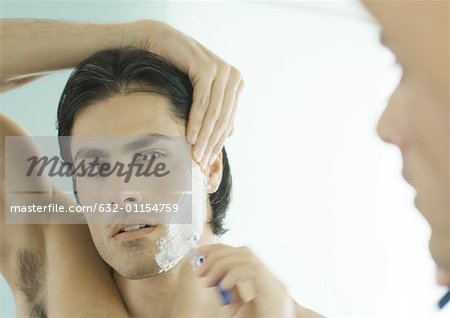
[[56, 47, 231, 235]]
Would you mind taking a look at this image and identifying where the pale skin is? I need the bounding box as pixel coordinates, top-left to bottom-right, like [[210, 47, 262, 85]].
[[0, 20, 322, 317], [363, 0, 450, 286]]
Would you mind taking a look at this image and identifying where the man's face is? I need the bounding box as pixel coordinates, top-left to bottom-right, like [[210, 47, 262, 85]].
[[364, 1, 450, 284], [70, 92, 210, 279]]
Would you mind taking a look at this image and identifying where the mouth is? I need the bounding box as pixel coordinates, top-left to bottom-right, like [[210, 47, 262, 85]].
[[437, 267, 450, 286], [111, 221, 159, 241], [401, 167, 413, 188]]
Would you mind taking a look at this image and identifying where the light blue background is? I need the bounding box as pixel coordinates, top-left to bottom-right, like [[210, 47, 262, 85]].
[[0, 1, 167, 316]]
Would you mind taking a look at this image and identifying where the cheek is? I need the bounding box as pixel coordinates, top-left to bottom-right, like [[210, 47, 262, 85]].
[[88, 225, 112, 255], [76, 178, 109, 205], [75, 178, 92, 202], [406, 80, 449, 170], [87, 224, 103, 241], [87, 225, 114, 263]]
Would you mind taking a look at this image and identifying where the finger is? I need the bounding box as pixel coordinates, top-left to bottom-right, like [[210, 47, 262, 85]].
[[198, 247, 257, 285], [217, 266, 258, 292], [219, 272, 258, 307], [186, 74, 214, 150], [209, 123, 233, 167], [220, 270, 257, 302], [204, 259, 249, 287], [0, 74, 44, 93], [207, 78, 243, 162], [226, 78, 244, 136], [228, 127, 234, 137], [196, 244, 251, 259], [206, 132, 227, 168], [216, 285, 241, 307], [200, 68, 242, 167], [196, 243, 231, 256], [195, 248, 236, 276], [192, 65, 230, 165], [221, 290, 244, 315]]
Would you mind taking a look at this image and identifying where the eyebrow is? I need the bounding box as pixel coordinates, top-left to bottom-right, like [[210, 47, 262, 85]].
[[123, 133, 170, 153], [73, 133, 170, 163], [74, 148, 108, 163]]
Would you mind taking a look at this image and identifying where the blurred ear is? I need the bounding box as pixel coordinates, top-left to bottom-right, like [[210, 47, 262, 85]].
[[204, 151, 223, 194]]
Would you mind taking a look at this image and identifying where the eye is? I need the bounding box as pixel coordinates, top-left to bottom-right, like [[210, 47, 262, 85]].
[[140, 151, 164, 161], [87, 162, 110, 175]]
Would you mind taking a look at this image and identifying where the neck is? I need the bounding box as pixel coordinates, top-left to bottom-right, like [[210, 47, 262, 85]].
[[114, 236, 221, 318]]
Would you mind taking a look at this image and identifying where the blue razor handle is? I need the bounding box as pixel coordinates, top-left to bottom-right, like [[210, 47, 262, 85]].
[[438, 289, 450, 310]]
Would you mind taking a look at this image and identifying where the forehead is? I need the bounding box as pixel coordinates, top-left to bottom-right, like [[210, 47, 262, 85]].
[[365, 1, 448, 46], [364, 1, 449, 97], [72, 92, 185, 137]]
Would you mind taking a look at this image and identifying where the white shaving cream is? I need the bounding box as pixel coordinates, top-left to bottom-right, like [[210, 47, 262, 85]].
[[154, 165, 207, 273]]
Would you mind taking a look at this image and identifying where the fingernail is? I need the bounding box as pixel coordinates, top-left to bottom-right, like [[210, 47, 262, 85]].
[[188, 132, 198, 145], [208, 154, 217, 166]]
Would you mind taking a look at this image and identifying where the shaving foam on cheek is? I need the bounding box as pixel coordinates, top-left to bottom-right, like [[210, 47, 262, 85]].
[[154, 165, 207, 273]]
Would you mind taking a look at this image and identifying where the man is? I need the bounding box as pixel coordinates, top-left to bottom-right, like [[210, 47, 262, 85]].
[[0, 22, 321, 317], [364, 0, 450, 293]]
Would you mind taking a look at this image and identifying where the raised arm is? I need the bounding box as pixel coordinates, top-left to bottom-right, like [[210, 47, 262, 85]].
[[0, 19, 144, 88], [0, 19, 242, 165]]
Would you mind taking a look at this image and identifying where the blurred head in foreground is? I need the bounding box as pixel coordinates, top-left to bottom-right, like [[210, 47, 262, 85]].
[[364, 1, 449, 285]]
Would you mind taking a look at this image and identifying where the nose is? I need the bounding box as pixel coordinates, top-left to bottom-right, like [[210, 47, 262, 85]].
[[376, 107, 394, 143], [376, 91, 407, 152], [111, 191, 142, 206]]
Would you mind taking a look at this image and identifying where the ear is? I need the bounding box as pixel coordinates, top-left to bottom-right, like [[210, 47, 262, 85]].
[[204, 151, 223, 194]]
